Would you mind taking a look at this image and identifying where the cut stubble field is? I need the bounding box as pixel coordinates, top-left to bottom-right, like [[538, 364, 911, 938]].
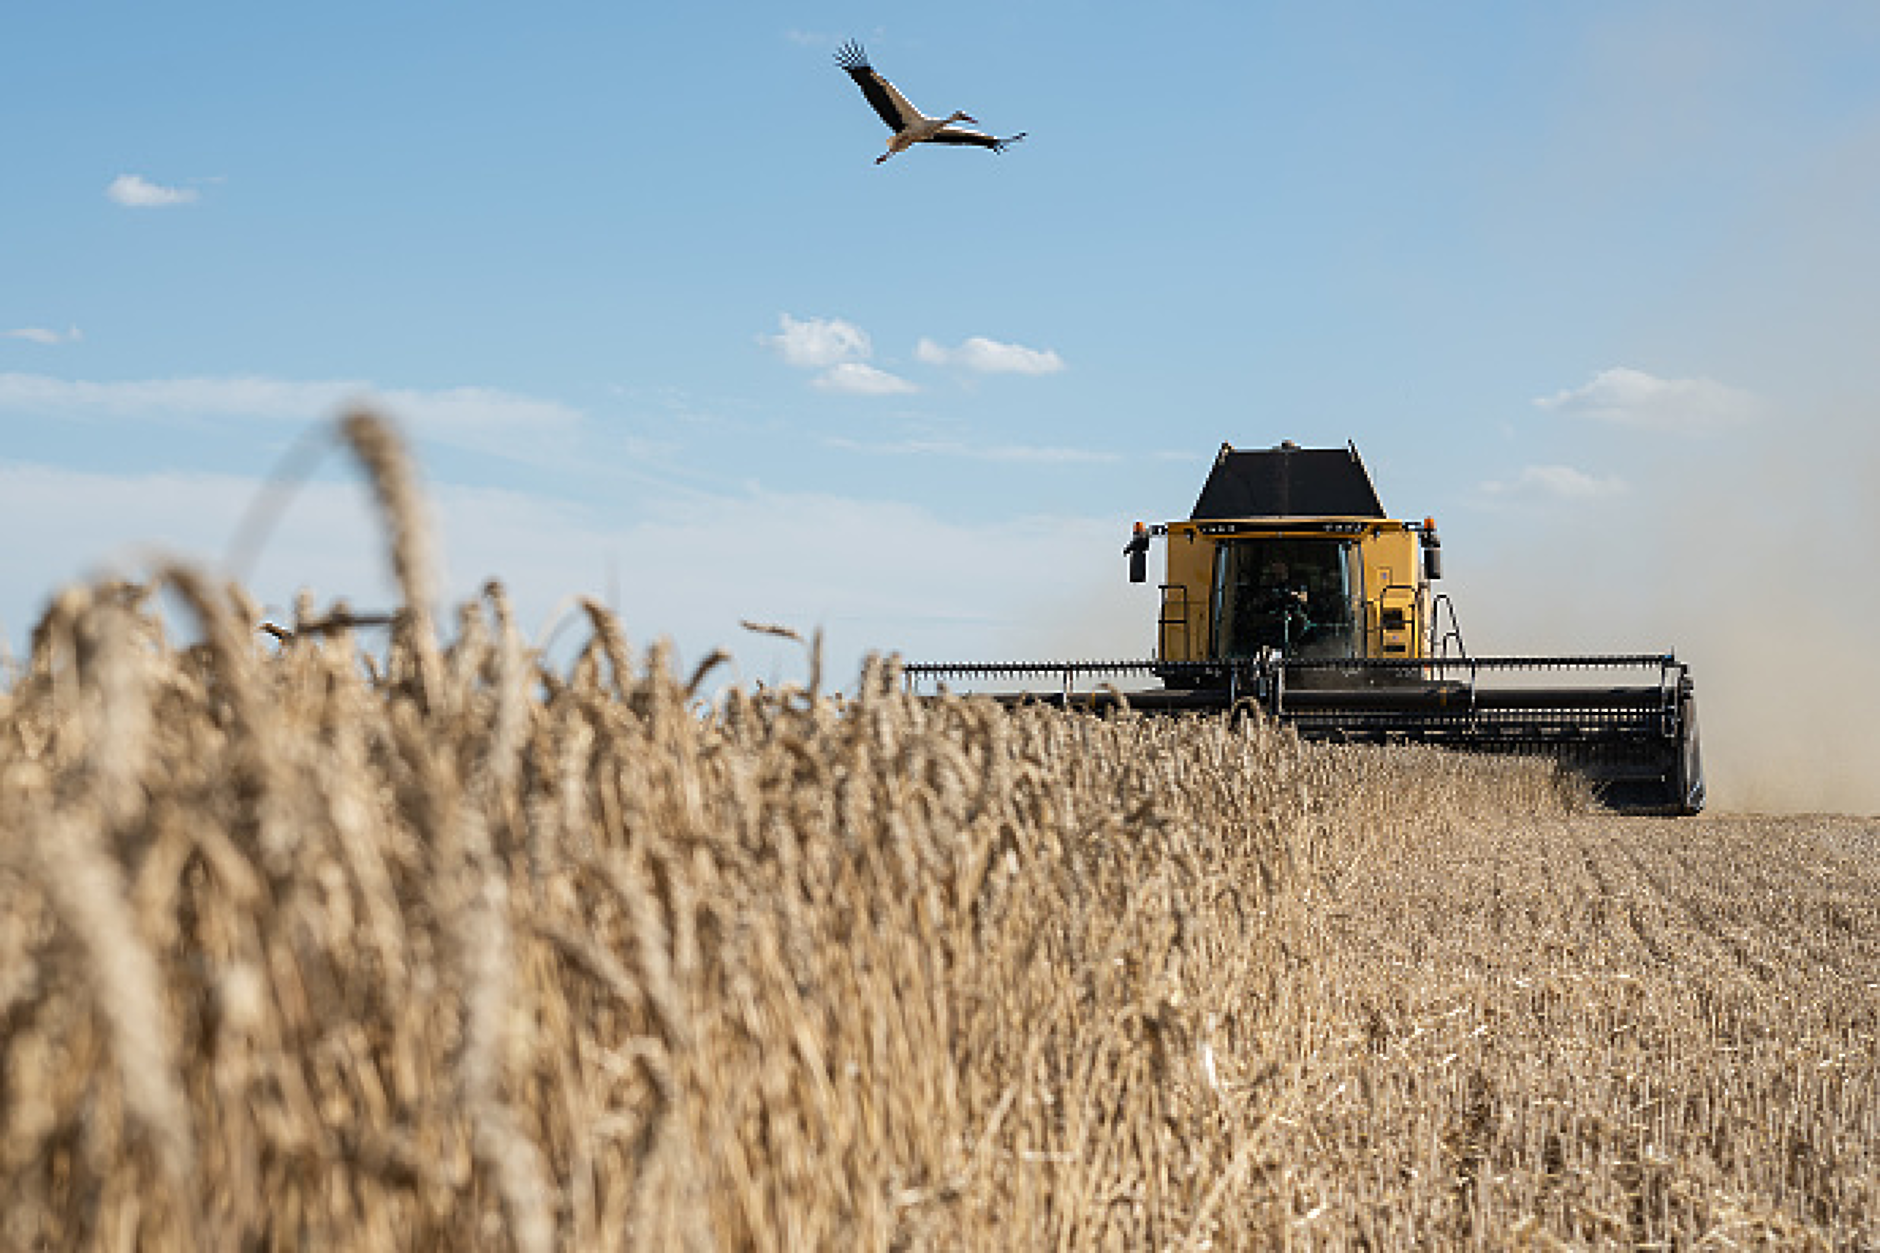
[[1279, 809, 1878, 1248], [1, 416, 1873, 1249]]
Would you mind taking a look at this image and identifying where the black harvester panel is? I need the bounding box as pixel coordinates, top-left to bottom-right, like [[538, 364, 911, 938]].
[[1190, 442, 1387, 520]]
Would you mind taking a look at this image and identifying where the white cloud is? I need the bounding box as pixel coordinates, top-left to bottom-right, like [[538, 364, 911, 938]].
[[1534, 367, 1758, 433], [763, 314, 918, 394], [812, 363, 916, 396], [3, 326, 82, 346], [105, 174, 200, 208], [763, 318, 1061, 393], [1481, 463, 1628, 500], [915, 335, 1066, 375], [763, 314, 871, 369]]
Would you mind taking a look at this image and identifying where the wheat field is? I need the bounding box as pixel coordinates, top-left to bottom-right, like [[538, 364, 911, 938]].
[[0, 416, 1873, 1250]]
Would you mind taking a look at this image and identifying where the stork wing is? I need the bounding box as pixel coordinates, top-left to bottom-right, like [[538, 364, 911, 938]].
[[928, 127, 1028, 153], [835, 40, 924, 132]]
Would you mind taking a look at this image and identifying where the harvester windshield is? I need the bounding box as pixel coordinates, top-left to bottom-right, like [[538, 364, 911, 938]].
[[1212, 538, 1360, 659]]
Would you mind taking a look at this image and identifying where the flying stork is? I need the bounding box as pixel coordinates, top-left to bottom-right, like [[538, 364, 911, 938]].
[[835, 41, 1026, 165]]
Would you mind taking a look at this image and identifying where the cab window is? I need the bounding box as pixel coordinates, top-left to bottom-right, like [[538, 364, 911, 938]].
[[1211, 538, 1359, 658]]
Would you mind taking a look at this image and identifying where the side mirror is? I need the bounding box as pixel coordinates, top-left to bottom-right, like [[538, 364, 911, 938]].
[[1123, 523, 1150, 584]]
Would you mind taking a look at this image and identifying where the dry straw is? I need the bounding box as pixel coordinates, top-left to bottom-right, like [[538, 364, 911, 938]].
[[0, 413, 1872, 1249]]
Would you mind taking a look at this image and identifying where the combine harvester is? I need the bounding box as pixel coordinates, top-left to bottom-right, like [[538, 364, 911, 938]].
[[905, 441, 1705, 815]]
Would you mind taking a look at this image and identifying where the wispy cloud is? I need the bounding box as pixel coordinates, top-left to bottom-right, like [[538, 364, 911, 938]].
[[915, 336, 1066, 375], [0, 373, 585, 458], [1481, 463, 1628, 500], [813, 363, 916, 396], [763, 313, 915, 394], [105, 174, 200, 208], [825, 435, 1118, 465], [3, 326, 82, 346], [1534, 367, 1758, 433]]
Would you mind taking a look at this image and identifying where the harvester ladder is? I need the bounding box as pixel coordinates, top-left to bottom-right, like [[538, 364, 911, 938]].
[[1428, 592, 1468, 661], [1157, 584, 1191, 662]]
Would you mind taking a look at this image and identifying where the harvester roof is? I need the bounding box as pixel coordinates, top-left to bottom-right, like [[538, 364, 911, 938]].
[[1190, 441, 1386, 521]]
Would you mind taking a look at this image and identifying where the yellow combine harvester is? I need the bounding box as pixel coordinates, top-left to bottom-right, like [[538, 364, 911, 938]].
[[906, 441, 1705, 815]]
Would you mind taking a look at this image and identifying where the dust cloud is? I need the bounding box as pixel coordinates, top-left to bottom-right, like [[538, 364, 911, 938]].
[[1669, 427, 1880, 815], [1455, 410, 1880, 816]]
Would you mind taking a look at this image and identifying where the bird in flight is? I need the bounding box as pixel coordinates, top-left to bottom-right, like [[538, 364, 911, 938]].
[[835, 41, 1026, 165]]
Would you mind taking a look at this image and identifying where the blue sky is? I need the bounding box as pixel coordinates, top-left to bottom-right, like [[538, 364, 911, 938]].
[[6, 2, 1880, 808]]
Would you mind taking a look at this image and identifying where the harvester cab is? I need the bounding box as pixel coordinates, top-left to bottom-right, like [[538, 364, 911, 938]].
[[905, 441, 1705, 815], [1143, 441, 1441, 679]]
